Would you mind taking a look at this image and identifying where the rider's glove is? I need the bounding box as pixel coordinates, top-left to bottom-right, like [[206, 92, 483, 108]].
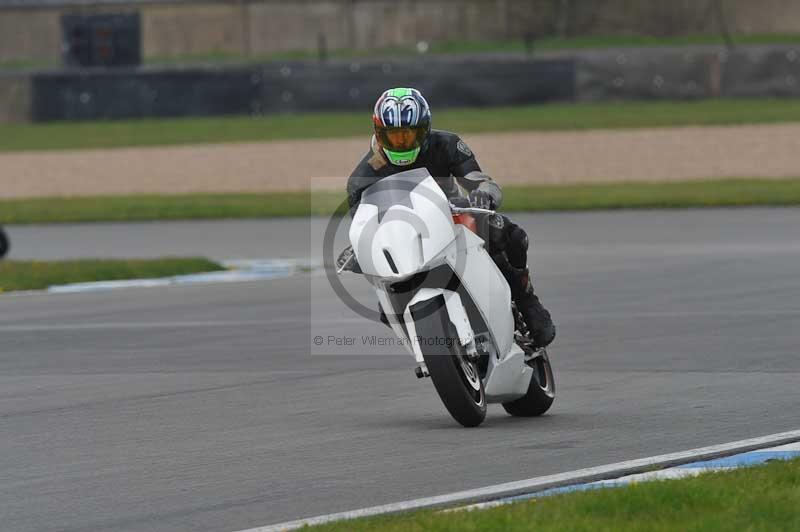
[[450, 196, 471, 208], [468, 189, 497, 210], [336, 245, 361, 274]]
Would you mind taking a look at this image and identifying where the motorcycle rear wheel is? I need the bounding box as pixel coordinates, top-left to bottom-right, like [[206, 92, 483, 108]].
[[502, 350, 556, 417], [412, 298, 486, 428]]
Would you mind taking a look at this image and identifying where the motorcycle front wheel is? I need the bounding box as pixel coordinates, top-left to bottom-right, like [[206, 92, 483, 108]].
[[412, 297, 486, 428]]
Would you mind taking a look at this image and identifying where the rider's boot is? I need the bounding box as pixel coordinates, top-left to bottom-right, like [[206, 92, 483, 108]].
[[508, 266, 555, 349]]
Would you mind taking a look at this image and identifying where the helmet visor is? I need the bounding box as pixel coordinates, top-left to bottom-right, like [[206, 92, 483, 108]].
[[375, 126, 427, 152]]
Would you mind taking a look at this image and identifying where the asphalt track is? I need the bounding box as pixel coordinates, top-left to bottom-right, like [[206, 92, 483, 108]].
[[4, 219, 320, 262], [1, 208, 799, 532]]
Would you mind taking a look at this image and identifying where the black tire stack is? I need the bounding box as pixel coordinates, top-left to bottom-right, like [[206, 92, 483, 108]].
[[0, 226, 8, 259]]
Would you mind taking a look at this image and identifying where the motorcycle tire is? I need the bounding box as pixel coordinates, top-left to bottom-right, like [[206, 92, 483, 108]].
[[502, 350, 555, 417], [412, 297, 486, 428]]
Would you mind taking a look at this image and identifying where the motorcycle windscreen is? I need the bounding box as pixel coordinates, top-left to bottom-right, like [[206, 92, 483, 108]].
[[350, 169, 456, 277]]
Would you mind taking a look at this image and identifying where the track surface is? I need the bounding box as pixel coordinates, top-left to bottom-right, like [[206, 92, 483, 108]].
[[2, 209, 800, 532], [4, 219, 320, 262]]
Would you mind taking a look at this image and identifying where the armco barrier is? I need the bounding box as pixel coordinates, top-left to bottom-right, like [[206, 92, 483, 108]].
[[721, 46, 800, 98], [576, 44, 800, 101], [254, 58, 577, 113], [8, 45, 800, 123], [28, 57, 576, 122], [30, 68, 260, 121]]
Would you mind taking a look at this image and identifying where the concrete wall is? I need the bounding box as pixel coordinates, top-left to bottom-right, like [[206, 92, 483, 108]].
[[142, 3, 248, 58], [343, 0, 510, 49], [0, 8, 60, 62], [729, 0, 800, 34], [4, 0, 800, 65], [247, 1, 350, 54]]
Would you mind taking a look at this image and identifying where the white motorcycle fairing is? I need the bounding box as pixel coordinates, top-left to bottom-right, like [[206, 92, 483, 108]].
[[349, 168, 533, 403]]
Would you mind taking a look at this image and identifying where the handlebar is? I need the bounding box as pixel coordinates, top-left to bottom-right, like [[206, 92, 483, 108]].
[[449, 204, 496, 216]]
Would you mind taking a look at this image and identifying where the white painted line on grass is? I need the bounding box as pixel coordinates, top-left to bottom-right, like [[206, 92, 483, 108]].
[[235, 429, 800, 532], [0, 319, 282, 332], [0, 317, 369, 333]]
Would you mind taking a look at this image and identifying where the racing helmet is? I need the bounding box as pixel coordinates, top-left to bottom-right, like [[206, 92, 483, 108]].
[[372, 87, 431, 166]]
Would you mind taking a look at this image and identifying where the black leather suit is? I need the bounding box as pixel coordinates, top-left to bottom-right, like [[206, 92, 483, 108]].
[[347, 130, 529, 270], [346, 129, 555, 347]]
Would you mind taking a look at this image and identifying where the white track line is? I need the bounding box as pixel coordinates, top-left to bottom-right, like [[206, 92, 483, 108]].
[[235, 429, 800, 532], [0, 319, 289, 332], [458, 441, 800, 511], [41, 259, 321, 295], [0, 317, 370, 333]]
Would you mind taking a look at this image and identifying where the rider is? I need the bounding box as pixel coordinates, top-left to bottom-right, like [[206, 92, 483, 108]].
[[346, 87, 555, 349]]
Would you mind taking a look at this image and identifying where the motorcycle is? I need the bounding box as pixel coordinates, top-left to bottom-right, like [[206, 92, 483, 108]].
[[338, 168, 555, 427]]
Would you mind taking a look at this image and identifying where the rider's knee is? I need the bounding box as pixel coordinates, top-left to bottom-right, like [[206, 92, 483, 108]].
[[506, 224, 529, 268], [481, 214, 508, 254], [508, 224, 529, 252]]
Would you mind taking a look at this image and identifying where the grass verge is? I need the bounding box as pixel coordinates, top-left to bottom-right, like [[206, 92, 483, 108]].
[[1, 179, 798, 224], [0, 257, 224, 292], [3, 99, 800, 152], [306, 457, 800, 531], [144, 33, 800, 65], [501, 178, 800, 211], [7, 33, 800, 71], [0, 192, 343, 223]]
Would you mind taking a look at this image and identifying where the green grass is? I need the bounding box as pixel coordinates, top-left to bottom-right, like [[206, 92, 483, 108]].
[[501, 179, 800, 211], [306, 457, 800, 531], [144, 33, 800, 65], [434, 33, 800, 53], [0, 58, 57, 71], [3, 99, 800, 153], [0, 257, 225, 292], [1, 179, 798, 224], [0, 192, 343, 224]]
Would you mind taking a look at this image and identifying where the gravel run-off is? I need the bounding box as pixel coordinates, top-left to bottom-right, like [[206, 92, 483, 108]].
[[1, 124, 799, 198]]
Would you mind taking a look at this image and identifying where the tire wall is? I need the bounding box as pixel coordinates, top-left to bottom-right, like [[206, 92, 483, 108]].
[[27, 58, 576, 122], [578, 45, 800, 101], [11, 43, 800, 123]]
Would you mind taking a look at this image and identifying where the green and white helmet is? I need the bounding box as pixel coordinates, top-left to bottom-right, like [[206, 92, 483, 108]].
[[372, 87, 432, 166]]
